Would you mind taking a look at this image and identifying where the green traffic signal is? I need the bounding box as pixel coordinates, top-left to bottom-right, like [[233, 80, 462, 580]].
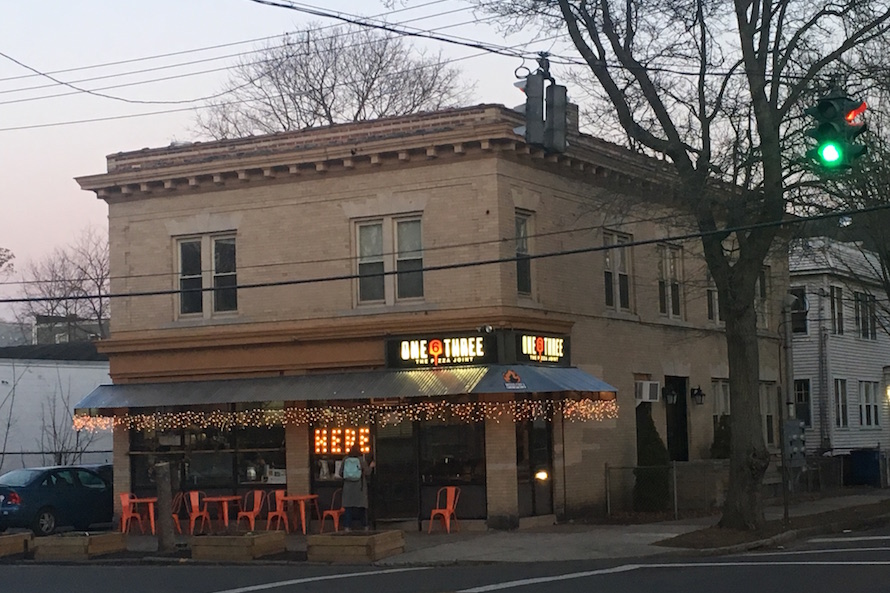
[[818, 141, 842, 165], [805, 93, 868, 170]]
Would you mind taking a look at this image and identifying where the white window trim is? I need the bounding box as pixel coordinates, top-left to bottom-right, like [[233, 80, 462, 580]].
[[354, 214, 424, 307], [859, 380, 881, 428], [175, 233, 238, 320], [658, 244, 683, 319], [604, 230, 632, 312], [834, 378, 849, 429]]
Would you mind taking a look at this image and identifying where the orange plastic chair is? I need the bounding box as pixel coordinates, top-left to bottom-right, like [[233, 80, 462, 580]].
[[120, 493, 145, 534], [170, 491, 184, 534], [236, 490, 266, 531], [184, 490, 211, 534], [265, 489, 290, 532], [320, 488, 345, 533], [428, 486, 460, 534]]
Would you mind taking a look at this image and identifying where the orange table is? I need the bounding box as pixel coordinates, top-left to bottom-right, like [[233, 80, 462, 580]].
[[281, 494, 319, 534], [203, 495, 241, 528], [131, 496, 157, 535]]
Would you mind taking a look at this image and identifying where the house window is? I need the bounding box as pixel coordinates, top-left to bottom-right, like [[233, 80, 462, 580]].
[[834, 378, 848, 428], [356, 216, 423, 305], [760, 382, 776, 446], [515, 212, 531, 295], [604, 231, 631, 310], [658, 244, 682, 318], [711, 378, 730, 432], [830, 286, 844, 334], [854, 292, 877, 340], [706, 269, 724, 323], [178, 235, 237, 317], [794, 379, 812, 427], [755, 267, 770, 327], [790, 287, 808, 334], [859, 381, 880, 427]]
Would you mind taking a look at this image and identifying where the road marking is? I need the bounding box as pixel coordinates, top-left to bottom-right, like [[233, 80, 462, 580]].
[[208, 567, 430, 593], [752, 547, 890, 556], [810, 535, 890, 543], [456, 561, 890, 592]]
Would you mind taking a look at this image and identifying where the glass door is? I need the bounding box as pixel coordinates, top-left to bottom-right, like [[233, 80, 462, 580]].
[[371, 422, 419, 523]]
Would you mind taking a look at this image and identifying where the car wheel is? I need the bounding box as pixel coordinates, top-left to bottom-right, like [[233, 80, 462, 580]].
[[32, 508, 57, 536]]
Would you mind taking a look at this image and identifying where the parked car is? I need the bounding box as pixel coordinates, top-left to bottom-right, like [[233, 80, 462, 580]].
[[0, 465, 113, 536]]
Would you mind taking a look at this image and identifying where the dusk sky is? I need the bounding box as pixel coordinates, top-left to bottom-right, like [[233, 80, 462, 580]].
[[0, 1, 559, 319]]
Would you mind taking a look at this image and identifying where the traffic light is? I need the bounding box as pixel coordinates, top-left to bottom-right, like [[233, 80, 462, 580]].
[[805, 94, 868, 169], [514, 72, 545, 147], [545, 83, 568, 153]]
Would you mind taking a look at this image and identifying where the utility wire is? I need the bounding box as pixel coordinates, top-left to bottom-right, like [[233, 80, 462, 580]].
[[2, 202, 887, 305]]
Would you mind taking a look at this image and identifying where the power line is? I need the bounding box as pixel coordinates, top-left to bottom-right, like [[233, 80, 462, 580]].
[[3, 202, 887, 305]]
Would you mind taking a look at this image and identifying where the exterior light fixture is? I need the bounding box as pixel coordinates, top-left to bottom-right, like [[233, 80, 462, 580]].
[[691, 386, 706, 405], [534, 469, 549, 481], [663, 387, 678, 405]]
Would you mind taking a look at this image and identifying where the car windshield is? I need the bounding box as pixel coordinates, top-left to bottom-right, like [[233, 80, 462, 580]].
[[0, 469, 41, 487]]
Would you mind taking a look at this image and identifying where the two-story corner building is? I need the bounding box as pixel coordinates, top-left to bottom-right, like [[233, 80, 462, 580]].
[[789, 237, 890, 485], [73, 104, 787, 529]]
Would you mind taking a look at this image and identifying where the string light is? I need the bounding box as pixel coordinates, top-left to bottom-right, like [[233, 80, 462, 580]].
[[73, 398, 619, 432]]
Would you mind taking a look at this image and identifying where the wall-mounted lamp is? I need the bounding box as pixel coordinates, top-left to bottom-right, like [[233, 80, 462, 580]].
[[691, 386, 706, 405], [534, 469, 549, 481], [663, 387, 678, 405]]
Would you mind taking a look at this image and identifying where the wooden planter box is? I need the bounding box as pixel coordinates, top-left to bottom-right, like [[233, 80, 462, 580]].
[[191, 531, 286, 562], [307, 530, 405, 563], [0, 532, 32, 558], [34, 532, 126, 561]]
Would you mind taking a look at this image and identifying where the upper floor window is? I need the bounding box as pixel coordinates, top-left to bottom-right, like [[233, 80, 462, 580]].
[[794, 378, 812, 428], [755, 267, 770, 327], [834, 378, 848, 428], [604, 231, 631, 311], [515, 212, 532, 295], [178, 235, 237, 317], [854, 291, 877, 340], [830, 286, 844, 334], [859, 381, 880, 428], [789, 287, 808, 334], [706, 270, 723, 324], [357, 216, 423, 305], [658, 244, 682, 318]]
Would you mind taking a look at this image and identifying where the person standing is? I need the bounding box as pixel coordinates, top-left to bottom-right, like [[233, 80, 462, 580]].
[[339, 443, 375, 531]]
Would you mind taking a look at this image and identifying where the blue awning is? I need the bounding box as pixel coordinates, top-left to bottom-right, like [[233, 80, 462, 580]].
[[75, 365, 616, 412]]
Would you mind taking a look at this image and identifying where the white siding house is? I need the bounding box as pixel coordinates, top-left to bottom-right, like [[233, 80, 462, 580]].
[[0, 344, 112, 473], [790, 238, 890, 485]]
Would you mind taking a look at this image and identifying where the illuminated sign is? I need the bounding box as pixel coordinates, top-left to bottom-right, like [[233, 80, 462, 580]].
[[386, 335, 498, 368], [516, 333, 570, 365], [314, 427, 370, 455]]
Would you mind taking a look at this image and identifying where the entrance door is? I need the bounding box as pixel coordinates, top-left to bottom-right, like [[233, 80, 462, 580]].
[[516, 417, 553, 516], [664, 376, 689, 461], [371, 422, 419, 522]]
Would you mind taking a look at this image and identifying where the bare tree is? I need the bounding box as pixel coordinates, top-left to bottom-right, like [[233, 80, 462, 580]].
[[16, 226, 109, 342], [194, 22, 473, 139], [37, 373, 100, 466], [477, 0, 890, 530], [0, 247, 12, 277]]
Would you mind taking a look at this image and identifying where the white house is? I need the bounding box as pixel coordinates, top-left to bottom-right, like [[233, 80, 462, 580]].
[[790, 237, 890, 486], [0, 343, 112, 473]]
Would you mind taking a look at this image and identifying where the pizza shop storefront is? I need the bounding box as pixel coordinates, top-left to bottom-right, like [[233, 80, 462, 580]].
[[74, 330, 618, 529]]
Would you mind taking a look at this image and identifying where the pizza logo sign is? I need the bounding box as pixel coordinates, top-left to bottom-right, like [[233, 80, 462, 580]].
[[519, 334, 565, 363], [399, 336, 485, 366]]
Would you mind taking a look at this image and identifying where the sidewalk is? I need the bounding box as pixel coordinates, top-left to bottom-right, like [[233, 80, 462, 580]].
[[121, 490, 890, 565]]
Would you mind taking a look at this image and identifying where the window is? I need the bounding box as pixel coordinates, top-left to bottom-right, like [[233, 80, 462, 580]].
[[515, 212, 531, 295], [830, 286, 844, 334], [755, 267, 770, 327], [854, 292, 877, 340], [794, 379, 812, 427], [859, 381, 880, 428], [760, 382, 776, 446], [706, 270, 723, 323], [178, 235, 237, 317], [834, 378, 848, 428], [356, 216, 423, 305], [658, 244, 682, 318], [604, 231, 631, 310], [790, 287, 808, 334], [712, 378, 730, 432]]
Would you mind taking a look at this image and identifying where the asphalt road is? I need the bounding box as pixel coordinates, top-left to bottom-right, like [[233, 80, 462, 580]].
[[1, 525, 888, 593]]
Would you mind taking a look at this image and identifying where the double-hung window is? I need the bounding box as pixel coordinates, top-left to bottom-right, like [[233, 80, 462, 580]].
[[755, 267, 770, 327], [706, 270, 723, 323], [759, 382, 776, 446], [711, 378, 730, 432], [604, 231, 631, 310], [859, 381, 880, 427], [658, 244, 682, 318], [515, 212, 532, 295], [794, 379, 812, 427], [356, 216, 423, 305], [854, 291, 877, 340], [178, 235, 237, 317], [790, 287, 808, 334], [834, 378, 849, 428], [830, 286, 844, 334]]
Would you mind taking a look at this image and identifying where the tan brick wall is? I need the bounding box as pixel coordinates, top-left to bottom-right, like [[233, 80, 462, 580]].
[[112, 417, 131, 520], [484, 415, 518, 529]]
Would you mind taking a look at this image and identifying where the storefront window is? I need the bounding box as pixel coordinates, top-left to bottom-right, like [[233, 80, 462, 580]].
[[419, 420, 485, 484]]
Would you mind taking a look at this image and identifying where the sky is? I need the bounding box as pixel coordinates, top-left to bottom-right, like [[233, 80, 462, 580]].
[[0, 0, 564, 320]]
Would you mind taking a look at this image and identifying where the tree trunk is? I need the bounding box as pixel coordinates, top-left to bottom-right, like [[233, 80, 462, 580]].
[[718, 300, 770, 530]]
